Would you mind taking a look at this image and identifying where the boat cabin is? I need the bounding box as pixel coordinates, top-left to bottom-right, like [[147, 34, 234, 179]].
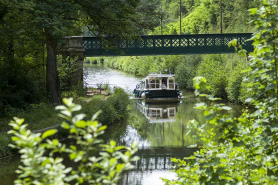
[[141, 74, 176, 90], [134, 73, 181, 98]]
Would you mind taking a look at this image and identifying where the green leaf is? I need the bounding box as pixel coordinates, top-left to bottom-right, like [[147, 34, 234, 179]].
[[70, 145, 76, 151], [228, 39, 238, 48], [131, 142, 138, 149], [55, 105, 66, 110], [115, 146, 126, 151], [216, 153, 227, 158], [61, 122, 70, 129], [238, 49, 247, 57], [241, 69, 251, 73], [61, 110, 71, 117], [72, 114, 86, 123], [91, 110, 102, 121], [130, 156, 140, 162], [110, 140, 116, 147], [249, 8, 258, 15], [75, 120, 87, 128], [116, 163, 125, 172], [63, 98, 73, 107], [98, 125, 107, 132], [195, 102, 206, 109], [221, 106, 232, 111], [245, 98, 253, 103], [52, 139, 59, 146], [42, 129, 57, 139], [71, 104, 82, 112]]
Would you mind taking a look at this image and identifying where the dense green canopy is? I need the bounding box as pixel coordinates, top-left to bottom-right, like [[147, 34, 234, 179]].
[[0, 0, 160, 113]]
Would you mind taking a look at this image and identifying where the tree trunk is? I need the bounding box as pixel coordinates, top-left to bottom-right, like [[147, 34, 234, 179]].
[[45, 29, 62, 104], [7, 37, 15, 65]]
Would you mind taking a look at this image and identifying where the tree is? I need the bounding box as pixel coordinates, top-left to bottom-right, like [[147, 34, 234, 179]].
[[163, 0, 278, 184], [3, 0, 160, 104], [0, 0, 49, 115]]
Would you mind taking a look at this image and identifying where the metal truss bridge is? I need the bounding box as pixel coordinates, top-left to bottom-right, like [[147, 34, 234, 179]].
[[80, 33, 253, 56]]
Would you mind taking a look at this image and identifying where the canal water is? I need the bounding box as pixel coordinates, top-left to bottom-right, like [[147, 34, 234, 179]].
[[0, 64, 243, 185]]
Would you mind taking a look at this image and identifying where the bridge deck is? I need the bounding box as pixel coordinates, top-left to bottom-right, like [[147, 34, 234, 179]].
[[82, 33, 253, 56]]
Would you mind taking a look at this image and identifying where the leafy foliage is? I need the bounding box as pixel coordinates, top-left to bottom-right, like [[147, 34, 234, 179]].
[[57, 56, 78, 92], [1, 89, 130, 158], [104, 0, 260, 102], [81, 87, 130, 126], [174, 55, 202, 90], [8, 98, 138, 185], [0, 60, 46, 117], [0, 0, 161, 106], [105, 53, 248, 102], [153, 0, 261, 35], [197, 55, 228, 98], [163, 1, 278, 184]]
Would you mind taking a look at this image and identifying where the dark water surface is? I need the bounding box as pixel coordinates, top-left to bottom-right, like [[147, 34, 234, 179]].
[[0, 64, 244, 185]]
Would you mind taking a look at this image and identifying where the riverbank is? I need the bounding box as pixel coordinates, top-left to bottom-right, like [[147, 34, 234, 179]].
[[0, 87, 129, 158], [92, 53, 248, 103]]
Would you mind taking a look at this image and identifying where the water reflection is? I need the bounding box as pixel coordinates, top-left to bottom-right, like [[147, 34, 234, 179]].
[[136, 99, 181, 123], [117, 98, 202, 185], [118, 147, 197, 185], [125, 98, 204, 149]]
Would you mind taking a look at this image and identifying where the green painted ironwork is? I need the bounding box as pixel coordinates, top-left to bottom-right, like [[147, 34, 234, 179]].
[[82, 33, 253, 56]]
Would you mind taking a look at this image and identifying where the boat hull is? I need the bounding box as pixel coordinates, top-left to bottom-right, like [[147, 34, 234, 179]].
[[134, 89, 181, 98]]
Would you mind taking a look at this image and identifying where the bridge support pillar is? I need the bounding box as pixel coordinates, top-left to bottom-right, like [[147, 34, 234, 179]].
[[67, 36, 85, 86]]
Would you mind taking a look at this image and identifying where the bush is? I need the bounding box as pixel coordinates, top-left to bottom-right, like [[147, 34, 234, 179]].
[[82, 87, 130, 126], [57, 55, 78, 92], [61, 84, 87, 99], [8, 98, 138, 185], [107, 88, 130, 119], [0, 135, 13, 158], [163, 2, 278, 184], [224, 55, 248, 102], [175, 55, 202, 89], [197, 55, 228, 98], [226, 76, 243, 102], [0, 61, 45, 117]]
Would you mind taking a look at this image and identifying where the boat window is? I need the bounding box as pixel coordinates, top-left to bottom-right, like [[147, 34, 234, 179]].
[[168, 78, 175, 89], [149, 109, 162, 118], [140, 82, 145, 89], [149, 79, 160, 89], [167, 107, 176, 117]]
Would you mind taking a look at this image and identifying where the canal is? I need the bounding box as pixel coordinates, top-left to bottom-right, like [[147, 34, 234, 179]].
[[0, 64, 244, 185]]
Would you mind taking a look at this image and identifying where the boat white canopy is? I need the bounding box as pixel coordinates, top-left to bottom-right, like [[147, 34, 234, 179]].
[[144, 74, 175, 79], [139, 74, 176, 90]]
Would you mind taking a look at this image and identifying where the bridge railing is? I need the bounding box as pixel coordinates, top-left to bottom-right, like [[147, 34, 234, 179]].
[[81, 33, 253, 56]]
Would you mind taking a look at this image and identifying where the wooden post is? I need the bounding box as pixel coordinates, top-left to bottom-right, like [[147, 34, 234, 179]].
[[220, 0, 223, 33], [161, 5, 163, 35], [180, 0, 182, 34]]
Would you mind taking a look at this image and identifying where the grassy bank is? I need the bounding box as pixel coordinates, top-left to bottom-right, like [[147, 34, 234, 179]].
[[0, 87, 130, 158]]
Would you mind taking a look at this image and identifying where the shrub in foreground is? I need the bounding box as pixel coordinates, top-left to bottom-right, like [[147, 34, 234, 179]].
[[164, 1, 278, 184], [9, 98, 138, 185]]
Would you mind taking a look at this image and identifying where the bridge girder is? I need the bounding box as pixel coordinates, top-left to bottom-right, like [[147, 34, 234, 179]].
[[80, 33, 253, 56]]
